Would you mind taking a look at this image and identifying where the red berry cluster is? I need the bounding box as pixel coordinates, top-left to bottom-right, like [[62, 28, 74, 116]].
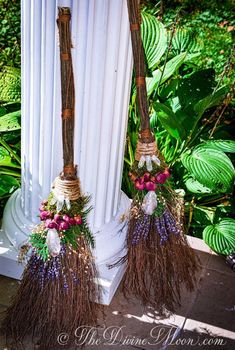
[[129, 168, 170, 191], [39, 201, 82, 231]]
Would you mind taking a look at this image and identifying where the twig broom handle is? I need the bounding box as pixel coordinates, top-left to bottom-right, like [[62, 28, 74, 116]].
[[127, 0, 153, 142], [57, 7, 76, 179]]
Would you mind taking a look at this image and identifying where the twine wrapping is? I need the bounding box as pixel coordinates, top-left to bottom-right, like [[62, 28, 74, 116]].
[[130, 23, 140, 31], [62, 109, 74, 120], [52, 176, 81, 201], [135, 140, 158, 161], [60, 52, 71, 61], [136, 76, 146, 86]]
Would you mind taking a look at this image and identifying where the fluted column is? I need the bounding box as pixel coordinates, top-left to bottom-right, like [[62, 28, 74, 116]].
[[0, 0, 132, 304]]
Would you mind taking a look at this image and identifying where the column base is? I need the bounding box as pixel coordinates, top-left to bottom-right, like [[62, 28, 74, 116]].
[[0, 231, 24, 279], [0, 190, 131, 305]]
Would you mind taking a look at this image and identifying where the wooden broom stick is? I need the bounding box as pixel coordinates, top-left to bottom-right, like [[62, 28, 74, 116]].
[[127, 0, 154, 142], [57, 7, 76, 179]]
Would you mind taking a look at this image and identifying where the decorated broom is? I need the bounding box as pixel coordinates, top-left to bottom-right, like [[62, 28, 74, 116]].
[[114, 0, 199, 315], [1, 7, 100, 349]]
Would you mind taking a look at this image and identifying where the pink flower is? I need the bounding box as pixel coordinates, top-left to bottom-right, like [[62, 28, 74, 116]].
[[59, 221, 70, 231], [143, 172, 151, 182], [69, 218, 76, 226], [163, 168, 171, 178], [39, 205, 45, 212], [74, 215, 83, 225], [54, 214, 61, 223], [45, 219, 58, 229], [40, 211, 51, 221], [155, 173, 168, 184], [138, 176, 145, 184], [63, 214, 70, 223], [145, 181, 156, 191], [135, 180, 145, 191]]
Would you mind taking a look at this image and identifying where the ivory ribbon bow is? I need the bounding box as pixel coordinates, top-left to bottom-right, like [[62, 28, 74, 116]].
[[138, 155, 161, 172], [50, 192, 71, 212]]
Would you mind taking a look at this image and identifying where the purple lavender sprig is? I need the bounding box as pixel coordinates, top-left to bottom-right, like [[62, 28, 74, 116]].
[[132, 214, 151, 245], [155, 216, 168, 245], [163, 210, 180, 235], [29, 244, 79, 291]]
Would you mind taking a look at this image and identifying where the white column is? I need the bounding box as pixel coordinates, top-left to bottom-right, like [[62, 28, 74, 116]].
[[0, 0, 132, 304]]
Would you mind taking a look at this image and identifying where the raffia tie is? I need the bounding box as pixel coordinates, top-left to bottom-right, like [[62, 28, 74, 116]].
[[135, 140, 158, 161], [52, 176, 81, 201]]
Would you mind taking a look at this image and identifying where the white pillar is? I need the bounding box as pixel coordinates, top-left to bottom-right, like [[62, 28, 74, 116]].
[[0, 0, 132, 304]]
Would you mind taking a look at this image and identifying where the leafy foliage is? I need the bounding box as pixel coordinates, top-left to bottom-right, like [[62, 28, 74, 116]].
[[171, 28, 202, 56], [203, 219, 235, 255], [141, 11, 167, 69], [0, 0, 21, 68], [181, 145, 235, 194], [0, 66, 21, 102], [0, 68, 21, 216]]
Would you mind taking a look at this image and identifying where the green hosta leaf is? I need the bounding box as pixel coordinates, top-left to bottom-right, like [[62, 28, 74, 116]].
[[193, 206, 215, 225], [200, 140, 235, 153], [0, 106, 7, 116], [0, 167, 21, 177], [0, 146, 19, 168], [181, 146, 235, 193], [203, 219, 235, 255], [194, 85, 229, 117], [141, 12, 167, 69], [147, 52, 187, 96], [150, 111, 158, 129], [0, 110, 21, 131], [0, 66, 21, 103], [185, 178, 212, 194], [171, 28, 202, 56], [0, 174, 19, 196], [177, 69, 215, 112], [153, 102, 186, 139], [184, 52, 201, 62]]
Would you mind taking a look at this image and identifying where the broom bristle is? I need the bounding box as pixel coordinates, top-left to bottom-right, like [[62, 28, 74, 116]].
[[1, 237, 101, 349], [114, 192, 199, 316]]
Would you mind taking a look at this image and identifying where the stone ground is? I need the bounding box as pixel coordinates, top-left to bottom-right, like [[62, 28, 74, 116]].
[[0, 237, 234, 350]]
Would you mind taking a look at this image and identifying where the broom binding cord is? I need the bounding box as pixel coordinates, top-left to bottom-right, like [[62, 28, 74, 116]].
[[57, 7, 76, 179]]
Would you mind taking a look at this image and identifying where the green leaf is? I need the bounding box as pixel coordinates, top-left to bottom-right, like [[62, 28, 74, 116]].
[[0, 110, 21, 131], [200, 140, 235, 153], [0, 106, 7, 116], [141, 12, 167, 69], [0, 174, 19, 196], [0, 167, 21, 176], [147, 52, 187, 96], [192, 205, 215, 228], [203, 218, 235, 255], [171, 28, 202, 56], [185, 178, 212, 194], [177, 69, 215, 113], [153, 102, 186, 139], [194, 85, 229, 117], [0, 146, 19, 167], [181, 146, 235, 193], [0, 66, 21, 103]]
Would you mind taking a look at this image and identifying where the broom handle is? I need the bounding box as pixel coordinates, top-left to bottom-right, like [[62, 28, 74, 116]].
[[127, 0, 154, 141], [57, 7, 76, 179]]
